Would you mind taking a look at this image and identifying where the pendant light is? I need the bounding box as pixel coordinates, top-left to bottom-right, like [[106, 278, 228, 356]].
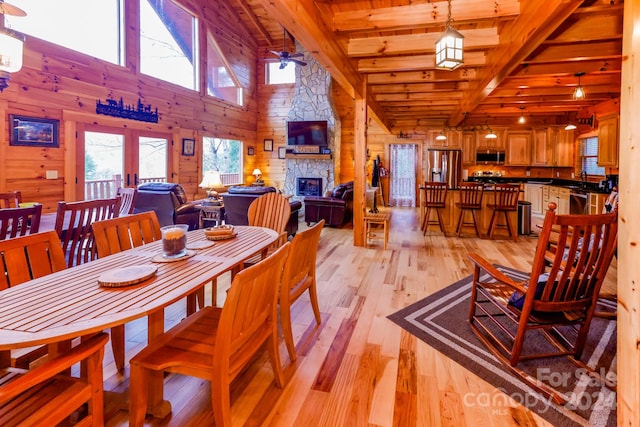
[[573, 72, 586, 100], [435, 0, 464, 70], [485, 128, 497, 139], [0, 2, 27, 92], [518, 107, 526, 124], [435, 130, 447, 141]]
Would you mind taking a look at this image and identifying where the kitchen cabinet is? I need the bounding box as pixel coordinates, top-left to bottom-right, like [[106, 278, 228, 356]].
[[506, 131, 532, 165], [597, 114, 619, 167], [531, 128, 574, 167], [589, 193, 607, 214], [542, 185, 570, 214], [461, 132, 476, 165], [476, 128, 506, 150], [428, 129, 461, 149], [524, 183, 543, 214]]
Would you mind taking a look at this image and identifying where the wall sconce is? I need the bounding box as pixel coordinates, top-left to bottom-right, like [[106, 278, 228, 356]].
[[573, 71, 586, 100], [435, 0, 464, 70], [0, 3, 27, 92], [518, 107, 526, 124]]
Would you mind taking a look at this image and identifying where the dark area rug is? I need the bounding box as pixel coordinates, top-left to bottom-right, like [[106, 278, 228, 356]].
[[388, 266, 617, 427]]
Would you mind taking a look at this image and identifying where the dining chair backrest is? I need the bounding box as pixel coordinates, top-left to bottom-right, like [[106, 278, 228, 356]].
[[0, 230, 66, 291], [280, 219, 324, 361], [116, 187, 138, 215], [0, 204, 43, 240], [54, 197, 122, 267], [0, 191, 22, 208], [248, 192, 291, 246], [92, 210, 162, 258]]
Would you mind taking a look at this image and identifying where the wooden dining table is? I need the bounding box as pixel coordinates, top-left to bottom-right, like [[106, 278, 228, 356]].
[[0, 225, 278, 417]]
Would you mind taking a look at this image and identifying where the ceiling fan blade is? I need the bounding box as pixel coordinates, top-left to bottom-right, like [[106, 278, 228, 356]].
[[290, 58, 307, 67], [0, 1, 26, 16], [288, 53, 304, 59], [269, 50, 282, 57]]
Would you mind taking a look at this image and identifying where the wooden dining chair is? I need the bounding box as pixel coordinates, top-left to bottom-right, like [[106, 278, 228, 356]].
[[0, 332, 108, 427], [455, 182, 484, 237], [468, 203, 618, 404], [0, 191, 22, 208], [54, 197, 122, 267], [116, 186, 138, 215], [281, 219, 324, 361], [244, 192, 291, 266], [486, 183, 521, 240], [92, 210, 162, 372], [129, 243, 290, 427], [0, 230, 68, 369], [421, 182, 448, 235], [0, 204, 42, 240]]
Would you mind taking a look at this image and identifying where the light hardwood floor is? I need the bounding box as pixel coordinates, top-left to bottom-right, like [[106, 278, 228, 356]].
[[103, 207, 617, 426]]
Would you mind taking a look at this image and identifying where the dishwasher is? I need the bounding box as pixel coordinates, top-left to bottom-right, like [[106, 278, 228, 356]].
[[569, 191, 589, 214]]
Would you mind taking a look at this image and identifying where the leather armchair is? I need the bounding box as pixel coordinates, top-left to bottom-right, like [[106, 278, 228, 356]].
[[133, 182, 200, 230], [304, 181, 354, 227], [222, 186, 301, 238]]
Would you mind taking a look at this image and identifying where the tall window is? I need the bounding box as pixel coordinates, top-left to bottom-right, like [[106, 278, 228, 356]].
[[389, 144, 417, 207], [579, 136, 605, 176], [202, 137, 243, 186], [6, 0, 124, 65], [206, 32, 243, 105], [140, 0, 198, 90], [266, 62, 295, 84]]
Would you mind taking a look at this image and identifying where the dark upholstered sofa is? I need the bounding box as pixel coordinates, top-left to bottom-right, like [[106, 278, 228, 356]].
[[304, 181, 354, 227], [133, 182, 200, 230], [221, 186, 301, 237]]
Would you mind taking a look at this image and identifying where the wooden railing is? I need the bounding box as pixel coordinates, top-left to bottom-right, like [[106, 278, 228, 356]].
[[85, 174, 239, 200]]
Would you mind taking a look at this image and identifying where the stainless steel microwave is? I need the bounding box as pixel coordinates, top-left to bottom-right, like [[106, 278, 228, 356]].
[[476, 150, 505, 164]]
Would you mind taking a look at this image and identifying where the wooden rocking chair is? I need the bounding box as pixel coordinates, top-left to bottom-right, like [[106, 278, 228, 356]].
[[468, 202, 618, 404]]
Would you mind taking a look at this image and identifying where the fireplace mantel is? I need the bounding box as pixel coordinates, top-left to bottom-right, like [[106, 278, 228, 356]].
[[285, 153, 332, 160]]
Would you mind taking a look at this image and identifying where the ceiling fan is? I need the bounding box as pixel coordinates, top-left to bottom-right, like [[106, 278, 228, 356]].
[[269, 28, 307, 69], [0, 1, 26, 17]]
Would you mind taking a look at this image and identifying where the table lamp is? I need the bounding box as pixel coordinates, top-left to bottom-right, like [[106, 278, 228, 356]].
[[252, 168, 264, 185], [199, 171, 223, 205]]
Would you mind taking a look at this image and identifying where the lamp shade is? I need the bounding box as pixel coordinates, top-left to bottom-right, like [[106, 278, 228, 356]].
[[0, 28, 25, 74], [252, 169, 262, 177], [199, 171, 223, 189], [435, 27, 464, 70]]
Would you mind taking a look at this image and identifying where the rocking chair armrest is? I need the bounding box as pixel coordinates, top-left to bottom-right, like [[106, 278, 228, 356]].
[[467, 252, 528, 293]]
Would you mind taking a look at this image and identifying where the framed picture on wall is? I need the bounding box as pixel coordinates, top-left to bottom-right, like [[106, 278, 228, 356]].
[[10, 115, 59, 148], [278, 146, 287, 159], [263, 139, 273, 151], [247, 146, 255, 156], [182, 138, 195, 156]]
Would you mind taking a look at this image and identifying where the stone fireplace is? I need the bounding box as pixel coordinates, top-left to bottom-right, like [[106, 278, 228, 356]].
[[285, 43, 340, 204]]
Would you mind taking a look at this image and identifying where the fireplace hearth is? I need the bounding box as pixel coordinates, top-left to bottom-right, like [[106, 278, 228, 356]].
[[297, 177, 323, 197]]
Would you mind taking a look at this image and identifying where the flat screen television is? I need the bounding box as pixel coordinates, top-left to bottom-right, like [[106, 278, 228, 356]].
[[287, 120, 328, 146]]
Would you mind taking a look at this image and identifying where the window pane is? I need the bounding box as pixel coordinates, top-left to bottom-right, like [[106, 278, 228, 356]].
[[203, 137, 243, 186], [138, 136, 167, 182], [206, 32, 243, 105], [580, 136, 605, 176], [7, 0, 123, 65], [267, 62, 295, 84], [85, 131, 124, 199], [140, 0, 198, 90]]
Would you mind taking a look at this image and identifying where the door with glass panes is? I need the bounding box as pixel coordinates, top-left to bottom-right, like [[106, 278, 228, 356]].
[[77, 124, 170, 200]]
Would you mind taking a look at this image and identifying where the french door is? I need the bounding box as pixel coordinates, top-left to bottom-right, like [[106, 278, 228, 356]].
[[76, 124, 171, 200]]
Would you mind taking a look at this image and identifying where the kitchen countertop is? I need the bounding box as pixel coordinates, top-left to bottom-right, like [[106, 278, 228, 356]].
[[466, 176, 612, 194]]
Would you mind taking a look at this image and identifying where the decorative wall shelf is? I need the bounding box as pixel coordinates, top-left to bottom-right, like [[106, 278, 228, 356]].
[[285, 153, 332, 160]]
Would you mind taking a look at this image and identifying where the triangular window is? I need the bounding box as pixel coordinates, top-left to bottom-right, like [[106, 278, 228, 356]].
[[206, 32, 244, 106]]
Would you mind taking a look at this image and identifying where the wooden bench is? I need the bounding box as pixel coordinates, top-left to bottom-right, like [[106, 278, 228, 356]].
[[365, 212, 391, 249]]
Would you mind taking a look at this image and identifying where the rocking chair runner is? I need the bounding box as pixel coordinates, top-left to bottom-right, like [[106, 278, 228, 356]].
[[468, 202, 618, 404]]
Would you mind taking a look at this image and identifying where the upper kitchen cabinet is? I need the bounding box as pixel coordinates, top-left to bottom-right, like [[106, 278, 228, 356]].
[[505, 131, 532, 166], [461, 132, 476, 166], [476, 128, 506, 150], [429, 129, 461, 149], [597, 114, 619, 167], [531, 127, 574, 167]]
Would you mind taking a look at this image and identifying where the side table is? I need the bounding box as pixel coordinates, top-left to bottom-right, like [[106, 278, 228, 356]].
[[194, 202, 225, 228]]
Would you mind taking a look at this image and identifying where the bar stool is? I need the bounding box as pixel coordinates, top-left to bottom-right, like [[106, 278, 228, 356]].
[[421, 182, 448, 235], [486, 183, 520, 240], [455, 182, 484, 237]]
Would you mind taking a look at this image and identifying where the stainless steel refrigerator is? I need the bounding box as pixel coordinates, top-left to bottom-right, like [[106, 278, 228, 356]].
[[426, 149, 462, 189]]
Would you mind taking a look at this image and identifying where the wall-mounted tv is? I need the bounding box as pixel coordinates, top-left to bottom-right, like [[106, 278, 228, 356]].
[[287, 120, 328, 146]]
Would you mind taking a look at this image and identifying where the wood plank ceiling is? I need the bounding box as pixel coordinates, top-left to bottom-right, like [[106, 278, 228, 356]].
[[227, 0, 623, 133]]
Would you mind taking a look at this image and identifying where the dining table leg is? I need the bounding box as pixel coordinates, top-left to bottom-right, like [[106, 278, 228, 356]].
[[146, 309, 172, 418]]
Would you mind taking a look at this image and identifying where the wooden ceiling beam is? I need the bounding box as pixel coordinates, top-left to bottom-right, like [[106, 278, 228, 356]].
[[510, 59, 622, 76], [370, 82, 471, 94], [347, 28, 498, 57], [449, 0, 585, 126], [358, 52, 486, 73], [234, 0, 273, 45], [367, 69, 477, 85], [333, 0, 520, 32]]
